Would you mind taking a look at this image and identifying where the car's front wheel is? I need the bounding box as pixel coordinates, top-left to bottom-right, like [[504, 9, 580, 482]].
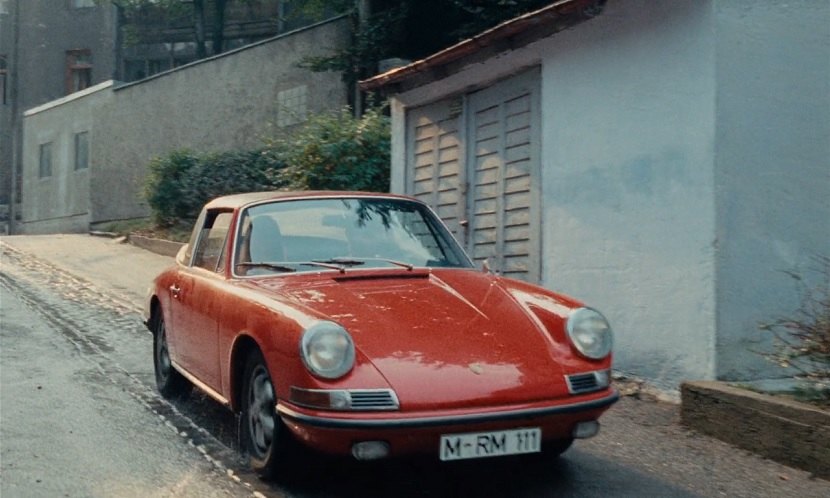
[[240, 350, 296, 480], [153, 313, 191, 399], [545, 437, 574, 456]]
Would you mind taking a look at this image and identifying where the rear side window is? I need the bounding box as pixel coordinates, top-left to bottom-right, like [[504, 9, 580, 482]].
[[192, 211, 233, 272]]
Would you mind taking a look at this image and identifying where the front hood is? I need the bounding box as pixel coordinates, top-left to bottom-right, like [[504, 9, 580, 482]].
[[250, 269, 580, 410]]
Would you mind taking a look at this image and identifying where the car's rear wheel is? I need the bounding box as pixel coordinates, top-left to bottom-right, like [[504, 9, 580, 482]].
[[240, 349, 295, 480], [153, 314, 191, 399]]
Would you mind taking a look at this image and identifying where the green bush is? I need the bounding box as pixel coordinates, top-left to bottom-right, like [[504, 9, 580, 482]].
[[143, 148, 285, 226], [142, 106, 390, 227], [268, 105, 390, 192]]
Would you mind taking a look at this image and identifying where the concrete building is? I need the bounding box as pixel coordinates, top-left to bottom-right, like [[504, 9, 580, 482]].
[[20, 16, 350, 233], [2, 0, 342, 233], [21, 81, 113, 233], [0, 0, 116, 232], [362, 0, 830, 388]]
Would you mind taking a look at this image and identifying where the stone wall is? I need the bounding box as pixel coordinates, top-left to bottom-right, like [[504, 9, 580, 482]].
[[91, 16, 349, 224], [18, 16, 349, 230]]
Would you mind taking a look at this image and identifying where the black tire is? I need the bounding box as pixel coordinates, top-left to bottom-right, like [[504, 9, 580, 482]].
[[153, 314, 191, 399], [544, 437, 574, 457], [240, 349, 295, 480], [522, 437, 574, 465]]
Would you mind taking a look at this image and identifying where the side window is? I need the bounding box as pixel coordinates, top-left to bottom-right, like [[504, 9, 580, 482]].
[[65, 49, 92, 94], [74, 131, 89, 170], [39, 142, 53, 178], [0, 54, 7, 105], [183, 210, 207, 264], [192, 211, 233, 272]]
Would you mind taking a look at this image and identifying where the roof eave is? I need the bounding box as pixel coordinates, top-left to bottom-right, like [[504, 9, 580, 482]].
[[360, 0, 606, 93]]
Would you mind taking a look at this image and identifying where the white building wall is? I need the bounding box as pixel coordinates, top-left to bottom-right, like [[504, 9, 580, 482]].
[[539, 0, 717, 387], [713, 0, 830, 381], [388, 0, 829, 388], [20, 82, 114, 234], [390, 0, 718, 388]]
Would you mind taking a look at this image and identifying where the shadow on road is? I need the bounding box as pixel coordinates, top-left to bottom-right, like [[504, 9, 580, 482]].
[[168, 393, 699, 498]]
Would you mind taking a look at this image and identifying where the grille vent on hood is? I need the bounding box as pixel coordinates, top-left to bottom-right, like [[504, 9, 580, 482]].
[[333, 271, 430, 282]]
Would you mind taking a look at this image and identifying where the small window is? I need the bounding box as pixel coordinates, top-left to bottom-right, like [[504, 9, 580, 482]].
[[277, 85, 308, 127], [39, 142, 53, 178], [74, 131, 89, 170], [192, 211, 233, 272], [0, 55, 7, 105], [0, 1, 9, 15], [66, 49, 92, 94], [70, 0, 96, 8]]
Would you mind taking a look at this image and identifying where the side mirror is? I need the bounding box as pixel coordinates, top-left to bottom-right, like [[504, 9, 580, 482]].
[[176, 244, 189, 266], [481, 259, 492, 274]]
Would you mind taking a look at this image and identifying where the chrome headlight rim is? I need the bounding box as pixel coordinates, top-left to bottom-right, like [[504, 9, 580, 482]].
[[300, 321, 356, 380], [566, 307, 613, 360]]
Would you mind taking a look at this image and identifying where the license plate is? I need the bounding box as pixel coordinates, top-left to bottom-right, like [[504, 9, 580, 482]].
[[439, 427, 541, 461]]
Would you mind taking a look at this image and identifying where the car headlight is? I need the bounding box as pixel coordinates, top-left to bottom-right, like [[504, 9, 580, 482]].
[[300, 321, 355, 379], [566, 308, 613, 360]]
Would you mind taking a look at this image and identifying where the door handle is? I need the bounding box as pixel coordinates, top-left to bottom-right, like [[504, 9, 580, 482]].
[[169, 284, 181, 299]]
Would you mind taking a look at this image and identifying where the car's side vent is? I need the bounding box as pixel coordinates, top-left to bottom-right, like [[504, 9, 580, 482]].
[[349, 389, 400, 411], [566, 372, 601, 394]]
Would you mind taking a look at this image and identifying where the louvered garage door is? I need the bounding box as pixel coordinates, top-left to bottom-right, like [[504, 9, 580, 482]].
[[406, 98, 465, 238], [466, 69, 541, 282], [405, 69, 540, 282]]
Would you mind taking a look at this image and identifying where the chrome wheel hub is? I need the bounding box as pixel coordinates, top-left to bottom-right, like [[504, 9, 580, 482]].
[[248, 366, 276, 456]]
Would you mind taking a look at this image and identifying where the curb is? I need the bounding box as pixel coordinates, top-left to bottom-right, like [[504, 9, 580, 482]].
[[128, 234, 183, 258], [680, 381, 830, 479]]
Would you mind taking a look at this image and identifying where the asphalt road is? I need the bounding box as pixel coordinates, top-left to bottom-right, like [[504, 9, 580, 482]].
[[0, 280, 241, 497], [1, 235, 828, 498]]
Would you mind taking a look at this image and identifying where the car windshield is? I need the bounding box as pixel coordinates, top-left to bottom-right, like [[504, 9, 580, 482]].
[[234, 197, 473, 276]]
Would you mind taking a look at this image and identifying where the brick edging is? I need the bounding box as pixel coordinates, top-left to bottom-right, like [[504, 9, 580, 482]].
[[680, 381, 830, 479]]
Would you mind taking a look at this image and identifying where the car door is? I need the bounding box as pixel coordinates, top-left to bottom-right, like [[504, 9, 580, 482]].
[[168, 209, 233, 392]]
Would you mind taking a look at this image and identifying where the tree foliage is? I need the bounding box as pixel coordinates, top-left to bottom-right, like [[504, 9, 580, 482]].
[[143, 149, 286, 226], [265, 105, 390, 192], [142, 106, 390, 226], [301, 0, 566, 85]]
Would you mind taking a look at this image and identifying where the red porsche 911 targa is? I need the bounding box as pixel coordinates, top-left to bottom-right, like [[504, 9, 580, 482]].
[[143, 191, 618, 479]]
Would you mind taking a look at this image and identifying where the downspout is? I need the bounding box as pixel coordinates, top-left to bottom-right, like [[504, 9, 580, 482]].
[[8, 0, 21, 234]]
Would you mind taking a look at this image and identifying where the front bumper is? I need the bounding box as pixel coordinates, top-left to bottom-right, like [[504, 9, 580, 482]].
[[277, 388, 619, 457]]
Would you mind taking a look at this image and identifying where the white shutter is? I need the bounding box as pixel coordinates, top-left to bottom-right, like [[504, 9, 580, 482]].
[[405, 98, 465, 238], [466, 69, 541, 281], [404, 69, 541, 282]]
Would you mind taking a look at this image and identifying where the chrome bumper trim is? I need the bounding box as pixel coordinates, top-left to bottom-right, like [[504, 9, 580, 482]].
[[277, 389, 619, 429]]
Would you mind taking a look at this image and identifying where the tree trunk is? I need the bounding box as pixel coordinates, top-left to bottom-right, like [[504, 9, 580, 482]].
[[193, 0, 207, 58], [212, 0, 227, 55]]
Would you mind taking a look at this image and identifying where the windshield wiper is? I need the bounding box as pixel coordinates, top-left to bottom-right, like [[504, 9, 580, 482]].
[[312, 257, 366, 267], [238, 261, 346, 273], [297, 261, 347, 272], [237, 262, 297, 273], [316, 256, 414, 271]]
